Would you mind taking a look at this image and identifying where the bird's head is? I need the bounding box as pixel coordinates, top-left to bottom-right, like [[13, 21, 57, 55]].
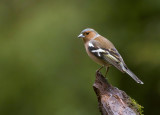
[[78, 28, 100, 42]]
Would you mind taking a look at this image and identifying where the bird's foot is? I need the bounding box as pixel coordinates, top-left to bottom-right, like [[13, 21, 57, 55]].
[[96, 66, 104, 73], [104, 67, 110, 78]]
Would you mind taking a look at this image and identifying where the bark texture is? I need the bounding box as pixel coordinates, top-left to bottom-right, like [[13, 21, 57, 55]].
[[93, 71, 143, 115]]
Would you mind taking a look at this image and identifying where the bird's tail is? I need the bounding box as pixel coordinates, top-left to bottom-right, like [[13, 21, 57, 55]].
[[125, 68, 144, 84]]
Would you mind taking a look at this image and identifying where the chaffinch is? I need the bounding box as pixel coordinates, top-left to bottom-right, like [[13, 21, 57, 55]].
[[78, 28, 143, 84]]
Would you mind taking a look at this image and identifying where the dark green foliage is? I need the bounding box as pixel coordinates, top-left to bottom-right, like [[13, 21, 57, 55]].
[[0, 0, 160, 115]]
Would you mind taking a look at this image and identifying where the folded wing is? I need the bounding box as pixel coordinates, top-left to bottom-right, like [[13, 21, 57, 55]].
[[88, 40, 144, 84]]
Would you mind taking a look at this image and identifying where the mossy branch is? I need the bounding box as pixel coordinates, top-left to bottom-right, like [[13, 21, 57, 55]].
[[93, 71, 143, 115]]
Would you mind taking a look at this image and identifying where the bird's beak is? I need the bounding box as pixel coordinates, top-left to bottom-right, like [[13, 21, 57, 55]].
[[78, 34, 85, 38]]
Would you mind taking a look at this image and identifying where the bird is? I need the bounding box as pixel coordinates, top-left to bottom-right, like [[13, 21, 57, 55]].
[[78, 28, 144, 84]]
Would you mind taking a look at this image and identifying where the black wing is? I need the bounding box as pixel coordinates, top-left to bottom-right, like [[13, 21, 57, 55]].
[[88, 41, 127, 72]]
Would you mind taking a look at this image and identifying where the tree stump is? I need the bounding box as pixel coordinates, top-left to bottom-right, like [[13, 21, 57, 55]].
[[93, 71, 143, 115]]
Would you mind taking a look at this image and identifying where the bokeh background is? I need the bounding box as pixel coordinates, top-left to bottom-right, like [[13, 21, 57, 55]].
[[0, 0, 160, 115]]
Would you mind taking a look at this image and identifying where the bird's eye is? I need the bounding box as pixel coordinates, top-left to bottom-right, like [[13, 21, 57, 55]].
[[86, 32, 89, 35]]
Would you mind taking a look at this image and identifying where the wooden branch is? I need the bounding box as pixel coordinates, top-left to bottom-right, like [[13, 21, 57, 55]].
[[93, 71, 143, 115]]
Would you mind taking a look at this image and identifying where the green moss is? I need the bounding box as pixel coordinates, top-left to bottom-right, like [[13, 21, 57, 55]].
[[129, 98, 144, 115]]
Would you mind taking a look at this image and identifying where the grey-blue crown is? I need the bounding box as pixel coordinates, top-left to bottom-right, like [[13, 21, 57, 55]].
[[81, 28, 98, 34]]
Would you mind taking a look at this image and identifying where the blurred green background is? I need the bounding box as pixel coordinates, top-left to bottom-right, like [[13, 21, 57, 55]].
[[0, 0, 160, 115]]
